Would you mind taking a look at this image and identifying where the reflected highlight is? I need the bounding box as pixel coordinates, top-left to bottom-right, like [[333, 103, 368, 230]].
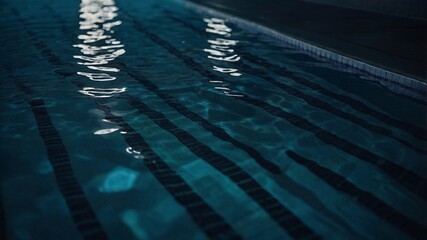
[[94, 128, 119, 135], [79, 87, 126, 98], [203, 18, 244, 97], [74, 0, 126, 98]]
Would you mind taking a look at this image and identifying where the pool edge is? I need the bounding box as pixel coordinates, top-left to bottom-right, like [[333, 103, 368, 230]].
[[182, 0, 427, 103]]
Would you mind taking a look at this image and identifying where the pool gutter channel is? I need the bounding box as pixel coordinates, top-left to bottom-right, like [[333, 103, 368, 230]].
[[181, 0, 427, 103]]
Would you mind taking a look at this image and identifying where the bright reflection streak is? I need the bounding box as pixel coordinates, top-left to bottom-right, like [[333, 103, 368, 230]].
[[208, 54, 240, 62], [77, 72, 116, 81], [204, 18, 231, 36], [87, 66, 120, 72], [79, 87, 126, 98], [126, 147, 144, 159], [74, 0, 126, 98], [213, 66, 242, 76], [94, 128, 120, 135], [203, 18, 244, 98]]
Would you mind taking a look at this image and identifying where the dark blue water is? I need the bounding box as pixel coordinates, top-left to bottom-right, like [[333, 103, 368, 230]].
[[1, 0, 426, 239]]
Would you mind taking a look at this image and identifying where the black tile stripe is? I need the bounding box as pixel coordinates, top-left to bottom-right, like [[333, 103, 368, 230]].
[[9, 12, 109, 237], [119, 66, 365, 236], [237, 62, 427, 155], [11, 9, 62, 66], [240, 53, 427, 142], [242, 96, 427, 201], [97, 105, 242, 240], [15, 4, 418, 239], [120, 11, 427, 202], [286, 150, 427, 239], [119, 63, 281, 174], [89, 10, 363, 235], [158, 7, 427, 142], [38, 8, 359, 236], [7, 16, 108, 237], [10, 8, 242, 239], [28, 99, 108, 240], [42, 4, 72, 40], [10, 18, 241, 239], [10, 8, 67, 70], [123, 94, 321, 240]]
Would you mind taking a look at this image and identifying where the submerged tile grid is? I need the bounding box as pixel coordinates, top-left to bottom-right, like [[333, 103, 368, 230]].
[[2, 0, 427, 239]]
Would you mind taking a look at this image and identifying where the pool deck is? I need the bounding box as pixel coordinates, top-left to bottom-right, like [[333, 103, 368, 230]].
[[186, 0, 427, 84]]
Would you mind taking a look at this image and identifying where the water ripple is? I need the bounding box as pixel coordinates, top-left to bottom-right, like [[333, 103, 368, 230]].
[[73, 0, 126, 98], [202, 17, 243, 97]]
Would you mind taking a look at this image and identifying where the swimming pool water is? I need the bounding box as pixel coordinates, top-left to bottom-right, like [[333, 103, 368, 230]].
[[0, 0, 426, 239]]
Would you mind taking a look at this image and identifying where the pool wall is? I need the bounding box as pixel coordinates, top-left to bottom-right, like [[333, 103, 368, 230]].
[[183, 0, 427, 103], [302, 0, 427, 20]]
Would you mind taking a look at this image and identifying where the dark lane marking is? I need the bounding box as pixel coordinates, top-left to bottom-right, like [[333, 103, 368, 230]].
[[241, 53, 427, 142], [14, 5, 422, 238], [243, 96, 427, 201], [10, 12, 242, 239], [28, 99, 108, 240], [119, 65, 364, 237], [286, 150, 427, 239], [124, 94, 321, 240], [37, 7, 360, 236], [238, 62, 427, 155], [10, 8, 68, 70], [119, 63, 280, 174], [98, 105, 242, 240], [10, 10, 108, 238], [11, 9, 62, 66], [120, 13, 427, 201], [158, 7, 427, 142]]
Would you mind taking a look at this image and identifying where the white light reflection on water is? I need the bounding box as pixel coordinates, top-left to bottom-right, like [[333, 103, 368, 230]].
[[74, 0, 126, 98], [79, 86, 126, 98], [94, 128, 120, 135], [203, 18, 244, 97]]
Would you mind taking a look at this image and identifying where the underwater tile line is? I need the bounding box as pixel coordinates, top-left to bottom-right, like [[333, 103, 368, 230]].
[[5, 23, 342, 238], [9, 12, 241, 237], [119, 62, 281, 174], [11, 3, 426, 238], [240, 52, 427, 142], [120, 11, 427, 202], [97, 104, 242, 240], [10, 8, 69, 72], [286, 151, 427, 239], [242, 96, 427, 201], [21, 6, 427, 235], [118, 64, 365, 237], [159, 8, 427, 143], [236, 61, 427, 155], [28, 99, 109, 240], [9, 7, 248, 239], [123, 93, 322, 240], [8, 11, 109, 240]]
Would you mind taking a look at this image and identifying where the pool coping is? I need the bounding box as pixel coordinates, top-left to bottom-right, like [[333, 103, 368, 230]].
[[182, 0, 427, 103]]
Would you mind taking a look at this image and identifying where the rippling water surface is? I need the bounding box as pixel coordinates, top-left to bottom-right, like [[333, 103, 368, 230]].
[[1, 0, 426, 239]]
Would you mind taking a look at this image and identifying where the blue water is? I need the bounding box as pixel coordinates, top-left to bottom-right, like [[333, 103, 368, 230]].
[[1, 0, 426, 239]]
